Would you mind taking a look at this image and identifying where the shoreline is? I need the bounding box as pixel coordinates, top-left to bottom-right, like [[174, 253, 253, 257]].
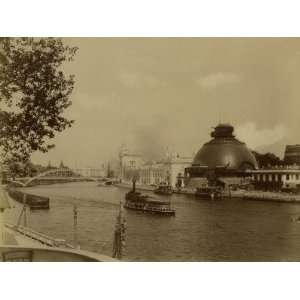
[[241, 191, 300, 203], [115, 182, 300, 203], [114, 182, 156, 192]]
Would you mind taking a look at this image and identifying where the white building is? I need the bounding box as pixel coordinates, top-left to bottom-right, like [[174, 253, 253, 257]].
[[73, 166, 106, 178], [137, 155, 193, 188], [138, 162, 167, 186], [164, 154, 193, 188], [249, 165, 300, 191], [118, 147, 193, 187], [119, 151, 144, 183]]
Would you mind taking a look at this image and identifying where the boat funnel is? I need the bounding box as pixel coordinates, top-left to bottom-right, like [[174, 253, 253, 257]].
[[132, 178, 136, 192]]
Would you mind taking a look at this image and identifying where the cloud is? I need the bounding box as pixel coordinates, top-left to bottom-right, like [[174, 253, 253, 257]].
[[197, 72, 241, 88], [235, 122, 286, 150], [119, 70, 160, 88]]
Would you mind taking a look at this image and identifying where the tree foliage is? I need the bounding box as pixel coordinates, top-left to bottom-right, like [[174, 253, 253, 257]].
[[0, 38, 77, 162], [5, 159, 38, 179], [252, 151, 284, 168]]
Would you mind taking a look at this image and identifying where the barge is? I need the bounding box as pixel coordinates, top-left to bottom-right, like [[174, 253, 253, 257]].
[[7, 189, 50, 210]]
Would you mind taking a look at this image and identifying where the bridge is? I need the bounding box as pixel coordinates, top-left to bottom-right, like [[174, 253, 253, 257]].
[[8, 168, 98, 187]]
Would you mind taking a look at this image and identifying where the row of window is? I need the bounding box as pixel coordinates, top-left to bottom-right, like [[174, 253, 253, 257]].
[[254, 173, 300, 182]]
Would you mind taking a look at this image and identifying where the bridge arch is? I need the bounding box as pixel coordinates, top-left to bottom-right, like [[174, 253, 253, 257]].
[[24, 168, 97, 186]]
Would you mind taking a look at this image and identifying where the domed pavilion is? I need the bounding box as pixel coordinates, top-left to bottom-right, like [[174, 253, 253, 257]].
[[185, 123, 258, 188]]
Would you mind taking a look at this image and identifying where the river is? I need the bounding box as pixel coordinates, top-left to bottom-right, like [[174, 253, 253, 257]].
[[5, 181, 300, 261]]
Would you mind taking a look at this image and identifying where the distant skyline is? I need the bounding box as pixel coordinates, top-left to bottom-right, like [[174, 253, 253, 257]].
[[31, 38, 300, 168]]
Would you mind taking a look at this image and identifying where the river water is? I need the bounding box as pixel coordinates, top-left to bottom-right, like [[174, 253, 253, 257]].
[[6, 182, 300, 261]]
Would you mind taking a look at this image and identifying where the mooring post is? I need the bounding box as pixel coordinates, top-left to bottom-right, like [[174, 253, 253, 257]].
[[112, 200, 126, 259], [73, 204, 79, 249], [23, 193, 27, 227]]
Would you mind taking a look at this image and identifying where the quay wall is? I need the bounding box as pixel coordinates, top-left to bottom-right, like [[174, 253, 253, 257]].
[[115, 182, 300, 203], [241, 191, 300, 203], [115, 182, 197, 195], [115, 182, 155, 192]]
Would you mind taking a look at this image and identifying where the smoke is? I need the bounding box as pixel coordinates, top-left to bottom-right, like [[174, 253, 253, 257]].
[[197, 72, 241, 89], [132, 117, 170, 161], [235, 122, 286, 151]]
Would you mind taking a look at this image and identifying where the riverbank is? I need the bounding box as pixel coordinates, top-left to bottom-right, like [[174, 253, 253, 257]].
[[115, 182, 300, 203], [114, 182, 156, 192], [242, 190, 300, 203], [115, 182, 197, 195]]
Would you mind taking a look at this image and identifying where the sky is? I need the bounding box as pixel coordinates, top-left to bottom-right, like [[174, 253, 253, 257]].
[[31, 38, 300, 168]]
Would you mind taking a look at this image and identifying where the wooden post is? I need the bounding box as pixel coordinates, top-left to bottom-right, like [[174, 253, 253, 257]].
[[0, 208, 4, 245], [112, 200, 126, 259], [23, 193, 27, 227], [73, 204, 79, 249]]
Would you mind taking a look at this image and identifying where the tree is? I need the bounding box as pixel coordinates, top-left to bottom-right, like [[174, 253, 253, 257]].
[[252, 151, 284, 168], [0, 38, 77, 163], [6, 160, 23, 180], [5, 158, 38, 179]]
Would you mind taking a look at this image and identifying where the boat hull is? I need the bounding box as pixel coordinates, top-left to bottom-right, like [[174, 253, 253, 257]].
[[154, 190, 173, 196], [124, 203, 175, 216], [194, 190, 222, 200]]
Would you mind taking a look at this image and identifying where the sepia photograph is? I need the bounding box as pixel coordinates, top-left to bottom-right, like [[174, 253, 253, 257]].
[[1, 37, 300, 262]]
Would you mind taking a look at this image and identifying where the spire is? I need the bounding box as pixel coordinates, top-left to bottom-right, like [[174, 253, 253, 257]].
[[59, 160, 65, 169]]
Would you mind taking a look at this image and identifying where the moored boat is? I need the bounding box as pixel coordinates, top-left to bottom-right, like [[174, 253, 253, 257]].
[[154, 184, 173, 195], [195, 186, 222, 200], [97, 180, 114, 187]]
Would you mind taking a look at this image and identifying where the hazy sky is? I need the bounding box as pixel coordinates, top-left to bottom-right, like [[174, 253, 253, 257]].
[[31, 38, 300, 168]]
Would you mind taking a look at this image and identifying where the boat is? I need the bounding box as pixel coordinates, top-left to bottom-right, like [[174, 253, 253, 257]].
[[7, 189, 50, 210], [154, 184, 173, 195], [195, 186, 222, 200], [125, 190, 149, 201], [124, 180, 175, 216], [0, 182, 116, 262], [97, 180, 113, 186]]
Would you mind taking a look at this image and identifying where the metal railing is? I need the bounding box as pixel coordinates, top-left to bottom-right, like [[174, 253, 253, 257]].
[[5, 223, 74, 249]]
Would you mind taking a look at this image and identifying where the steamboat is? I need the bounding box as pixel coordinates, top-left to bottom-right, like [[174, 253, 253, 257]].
[[124, 180, 175, 216]]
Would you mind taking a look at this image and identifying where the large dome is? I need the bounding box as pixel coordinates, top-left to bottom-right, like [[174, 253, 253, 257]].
[[192, 124, 258, 170]]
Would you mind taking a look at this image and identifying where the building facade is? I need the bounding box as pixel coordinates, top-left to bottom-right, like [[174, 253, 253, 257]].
[[73, 167, 106, 178], [164, 154, 193, 188], [119, 150, 193, 188], [138, 163, 167, 186], [249, 166, 300, 191], [284, 145, 300, 165], [119, 151, 144, 184]]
